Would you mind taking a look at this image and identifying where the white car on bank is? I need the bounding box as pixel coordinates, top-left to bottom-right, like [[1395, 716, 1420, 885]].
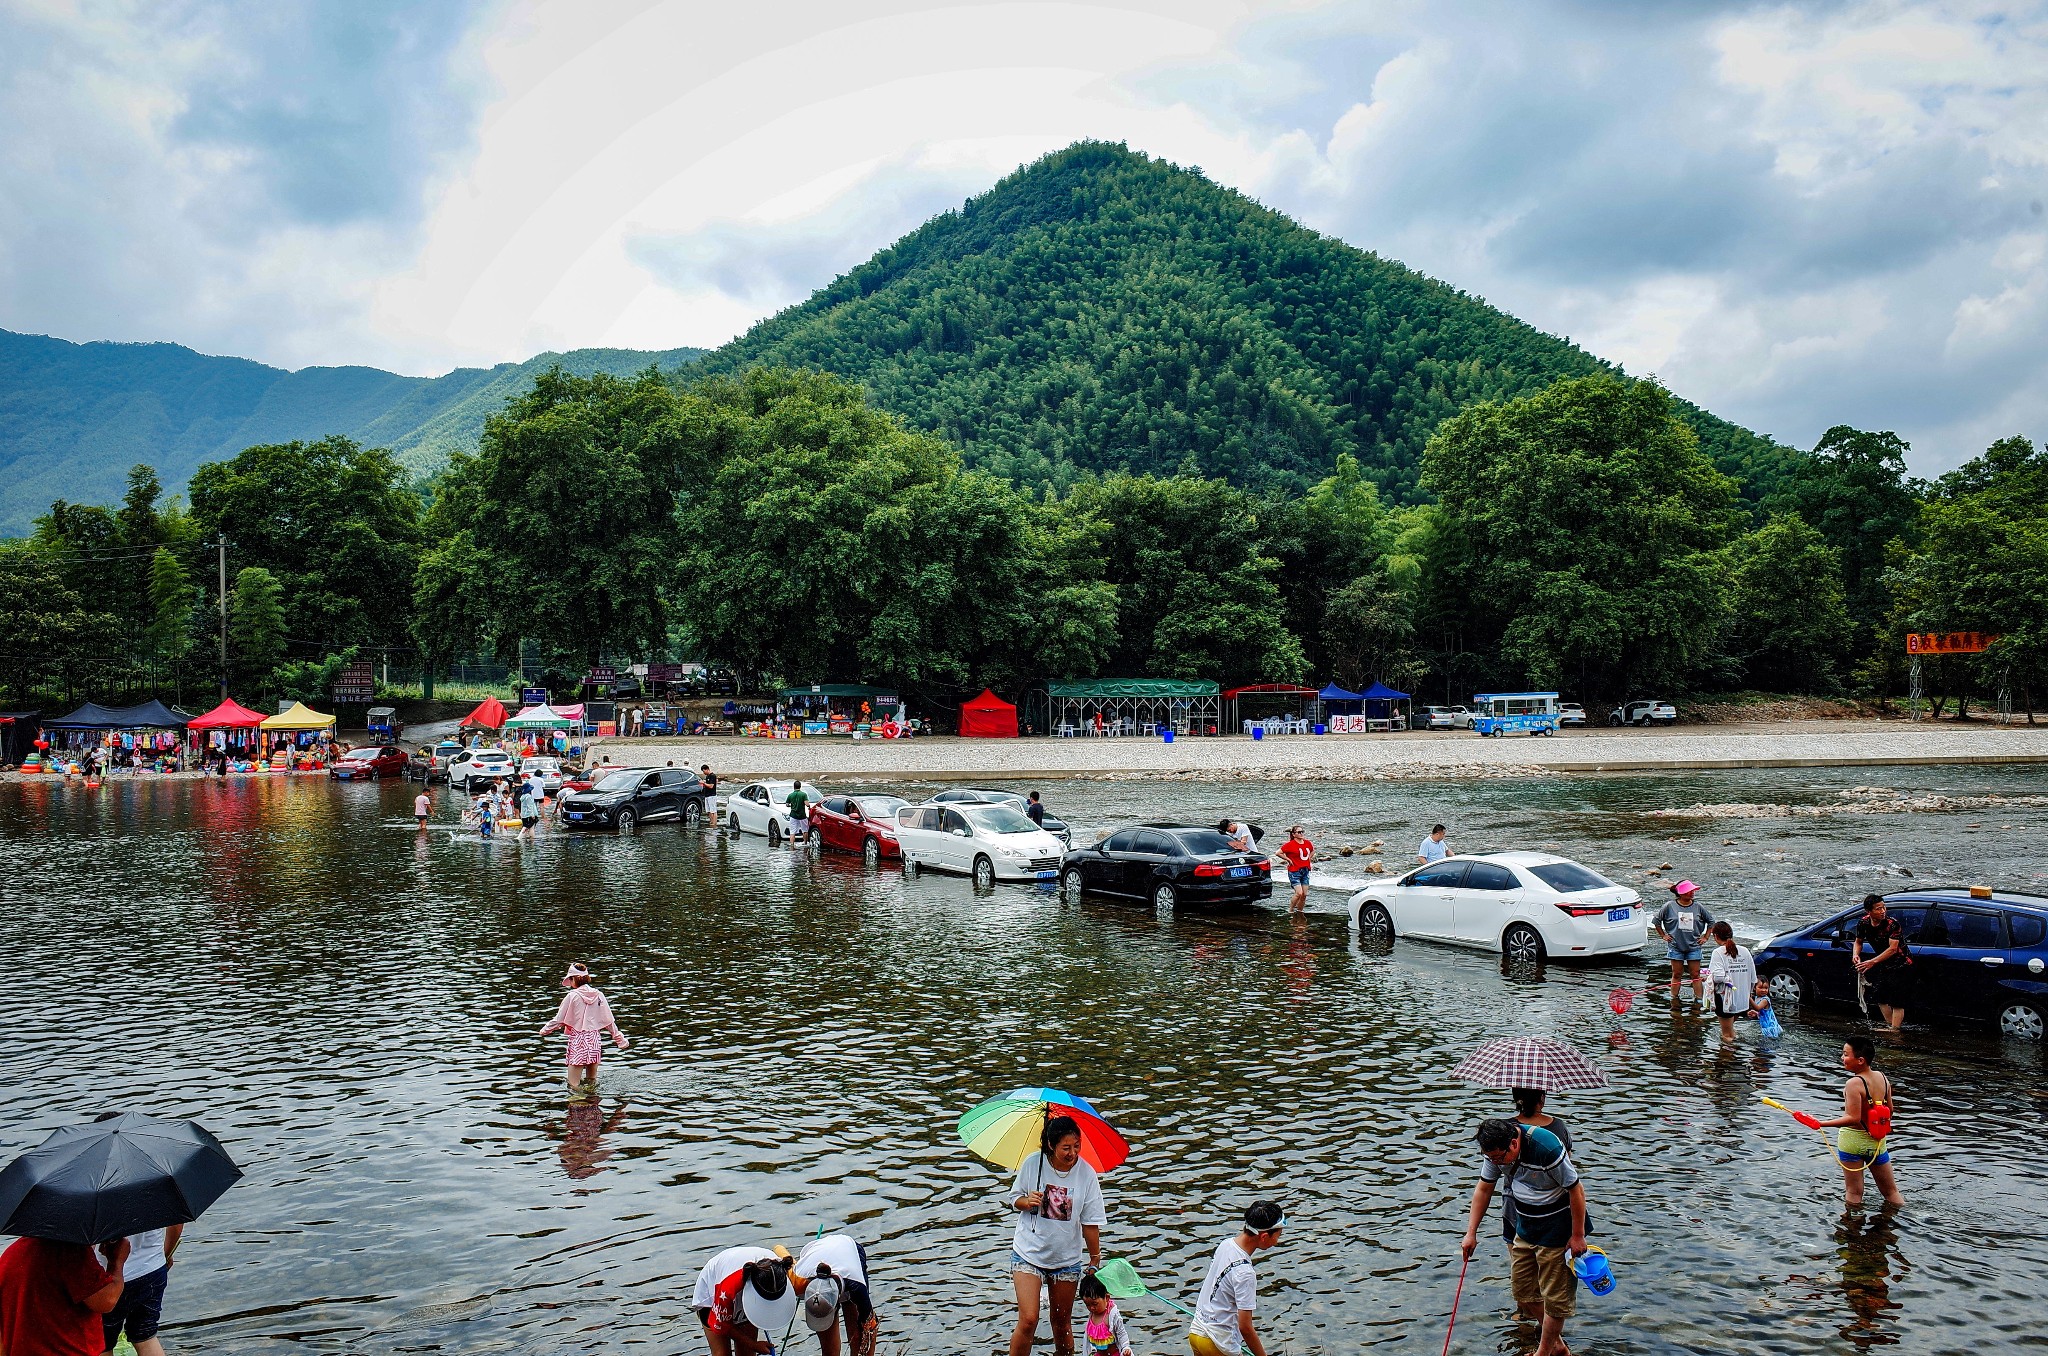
[[1347, 852, 1646, 966], [722, 780, 818, 843], [894, 802, 1068, 889]]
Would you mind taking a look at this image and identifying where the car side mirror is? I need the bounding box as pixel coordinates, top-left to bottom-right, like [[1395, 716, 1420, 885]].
[[952, 828, 969, 837]]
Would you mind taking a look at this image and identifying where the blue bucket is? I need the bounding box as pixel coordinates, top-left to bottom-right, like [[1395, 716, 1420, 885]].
[[1572, 1248, 1615, 1297], [1250, 727, 1263, 741], [1313, 723, 1326, 736], [1161, 729, 1174, 743]]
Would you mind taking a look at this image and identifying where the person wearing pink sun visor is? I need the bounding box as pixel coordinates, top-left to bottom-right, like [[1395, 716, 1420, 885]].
[[1652, 881, 1715, 1005]]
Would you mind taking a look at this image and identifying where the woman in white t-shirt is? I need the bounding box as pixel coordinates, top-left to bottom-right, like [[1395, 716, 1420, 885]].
[[1708, 920, 1766, 1040], [1007, 1115, 1108, 1356]]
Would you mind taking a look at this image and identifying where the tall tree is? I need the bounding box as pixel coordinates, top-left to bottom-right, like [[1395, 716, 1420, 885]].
[[1722, 514, 1854, 692], [1421, 374, 1740, 697], [188, 436, 423, 652], [229, 566, 286, 693], [1765, 426, 1921, 665], [0, 544, 119, 703], [146, 548, 197, 668]]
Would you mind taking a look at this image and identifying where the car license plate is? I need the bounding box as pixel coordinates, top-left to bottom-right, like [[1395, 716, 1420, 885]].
[[1228, 866, 1251, 878], [1607, 907, 1632, 921], [567, 811, 584, 820], [1035, 869, 1058, 880]]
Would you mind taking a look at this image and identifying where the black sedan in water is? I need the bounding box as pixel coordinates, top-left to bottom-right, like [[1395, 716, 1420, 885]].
[[1061, 824, 1273, 911], [557, 767, 705, 832], [1753, 887, 2048, 1040]]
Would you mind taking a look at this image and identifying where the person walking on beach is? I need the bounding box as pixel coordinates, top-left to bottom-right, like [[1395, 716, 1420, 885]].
[[1417, 824, 1451, 865], [1854, 894, 1913, 1032], [1460, 1118, 1587, 1356], [786, 779, 811, 846], [0, 1233, 125, 1356], [539, 963, 629, 1099], [1653, 880, 1715, 1003], [1707, 920, 1768, 1040], [1814, 1036, 1904, 1207], [414, 787, 431, 831], [1007, 1114, 1107, 1356], [1277, 826, 1314, 912], [1187, 1201, 1285, 1356]]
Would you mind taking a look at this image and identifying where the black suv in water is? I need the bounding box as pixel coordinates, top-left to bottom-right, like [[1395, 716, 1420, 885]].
[[558, 767, 705, 832], [1754, 888, 2048, 1040], [1061, 823, 1273, 911]]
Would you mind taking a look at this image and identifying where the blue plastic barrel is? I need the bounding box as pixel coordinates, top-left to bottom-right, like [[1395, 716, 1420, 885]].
[[1250, 727, 1263, 741], [1161, 729, 1174, 743]]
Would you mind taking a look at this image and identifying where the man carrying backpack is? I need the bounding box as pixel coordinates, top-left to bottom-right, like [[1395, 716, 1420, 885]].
[[1814, 1035, 1903, 1207]]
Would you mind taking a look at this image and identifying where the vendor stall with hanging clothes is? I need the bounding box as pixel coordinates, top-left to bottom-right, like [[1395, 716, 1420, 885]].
[[41, 700, 192, 765], [260, 701, 337, 770], [777, 683, 902, 736], [187, 698, 268, 764]]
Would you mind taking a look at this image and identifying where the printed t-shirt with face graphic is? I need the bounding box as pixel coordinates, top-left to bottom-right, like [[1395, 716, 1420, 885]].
[[1652, 898, 1715, 950], [1009, 1150, 1107, 1270]]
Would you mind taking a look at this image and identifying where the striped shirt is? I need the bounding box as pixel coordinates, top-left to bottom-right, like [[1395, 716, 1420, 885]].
[[1480, 1127, 1578, 1246]]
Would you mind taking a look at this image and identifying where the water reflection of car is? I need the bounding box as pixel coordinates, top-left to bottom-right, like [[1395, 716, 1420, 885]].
[[1609, 699, 1677, 726], [559, 767, 704, 832], [1755, 888, 2048, 1040], [1421, 706, 1459, 730], [809, 795, 907, 866], [925, 787, 1072, 847], [1558, 703, 1587, 726], [1347, 853, 1645, 966], [893, 802, 1068, 889], [448, 747, 520, 792], [1061, 824, 1273, 912], [330, 745, 406, 780]]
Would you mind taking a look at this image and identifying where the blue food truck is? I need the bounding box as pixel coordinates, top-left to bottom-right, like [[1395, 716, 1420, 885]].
[[1470, 691, 1561, 737]]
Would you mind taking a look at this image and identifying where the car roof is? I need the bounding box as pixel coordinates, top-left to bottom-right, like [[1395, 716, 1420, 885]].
[[1475, 851, 1578, 867], [1881, 888, 2048, 910]]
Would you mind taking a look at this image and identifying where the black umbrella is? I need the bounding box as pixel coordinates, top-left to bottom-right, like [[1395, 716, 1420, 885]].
[[0, 1113, 241, 1244]]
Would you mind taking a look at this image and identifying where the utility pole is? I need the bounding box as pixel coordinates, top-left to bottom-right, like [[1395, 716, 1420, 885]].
[[216, 536, 230, 698]]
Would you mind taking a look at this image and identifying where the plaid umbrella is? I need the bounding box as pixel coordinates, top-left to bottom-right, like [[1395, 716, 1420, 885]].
[[1451, 1037, 1607, 1091]]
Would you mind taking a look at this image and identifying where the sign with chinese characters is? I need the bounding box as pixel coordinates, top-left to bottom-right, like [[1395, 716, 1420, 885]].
[[1905, 632, 1999, 655], [332, 660, 375, 704]]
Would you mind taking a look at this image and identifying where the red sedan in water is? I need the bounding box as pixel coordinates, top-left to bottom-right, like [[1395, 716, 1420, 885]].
[[810, 794, 908, 865], [330, 744, 408, 780]]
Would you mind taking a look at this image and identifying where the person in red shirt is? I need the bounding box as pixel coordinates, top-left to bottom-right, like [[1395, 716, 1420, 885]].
[[0, 1235, 126, 1356], [1278, 825, 1315, 913]]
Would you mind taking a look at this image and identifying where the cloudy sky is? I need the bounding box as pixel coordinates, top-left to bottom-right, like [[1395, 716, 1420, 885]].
[[2, 0, 2044, 473]]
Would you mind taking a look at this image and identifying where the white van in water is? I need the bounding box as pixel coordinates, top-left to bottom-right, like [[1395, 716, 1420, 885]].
[[894, 802, 1068, 890]]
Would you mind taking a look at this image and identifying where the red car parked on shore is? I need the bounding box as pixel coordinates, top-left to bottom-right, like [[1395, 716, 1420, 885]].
[[809, 794, 908, 866]]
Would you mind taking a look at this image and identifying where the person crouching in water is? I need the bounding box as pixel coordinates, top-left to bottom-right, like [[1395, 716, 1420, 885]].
[[1189, 1201, 1285, 1356], [794, 1232, 878, 1356], [539, 963, 628, 1099], [1707, 920, 1770, 1040], [693, 1248, 798, 1356]]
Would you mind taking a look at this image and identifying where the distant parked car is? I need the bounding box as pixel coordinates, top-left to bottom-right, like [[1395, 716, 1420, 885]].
[[1347, 852, 1646, 966], [1754, 888, 2048, 1040], [447, 747, 520, 792], [1061, 824, 1273, 912], [1609, 699, 1678, 727], [559, 766, 704, 831], [330, 745, 407, 781], [521, 756, 565, 795], [1558, 703, 1587, 727], [809, 794, 908, 866], [926, 787, 1072, 847], [893, 802, 1068, 889], [1421, 705, 1459, 731], [1448, 705, 1477, 730]]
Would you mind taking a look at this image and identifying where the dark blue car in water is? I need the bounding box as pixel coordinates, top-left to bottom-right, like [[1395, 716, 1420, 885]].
[[1755, 887, 2048, 1040]]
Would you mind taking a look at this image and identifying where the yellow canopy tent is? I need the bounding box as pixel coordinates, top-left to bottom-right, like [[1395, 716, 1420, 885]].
[[260, 701, 336, 731]]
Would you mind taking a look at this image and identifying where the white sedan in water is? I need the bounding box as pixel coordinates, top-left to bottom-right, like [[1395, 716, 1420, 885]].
[[1347, 852, 1645, 965], [894, 802, 1069, 889], [722, 780, 814, 844]]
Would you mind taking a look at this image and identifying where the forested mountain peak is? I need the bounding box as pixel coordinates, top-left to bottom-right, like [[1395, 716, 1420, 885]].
[[700, 140, 1796, 501]]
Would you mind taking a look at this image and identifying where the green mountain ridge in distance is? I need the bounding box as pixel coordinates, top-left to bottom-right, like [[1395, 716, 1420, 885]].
[[0, 329, 705, 534], [697, 139, 1799, 502]]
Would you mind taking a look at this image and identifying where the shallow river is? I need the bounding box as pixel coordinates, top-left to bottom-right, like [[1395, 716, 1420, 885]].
[[8, 764, 2047, 1355]]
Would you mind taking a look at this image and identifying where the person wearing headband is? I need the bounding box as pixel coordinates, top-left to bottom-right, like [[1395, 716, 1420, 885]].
[[1188, 1201, 1285, 1356]]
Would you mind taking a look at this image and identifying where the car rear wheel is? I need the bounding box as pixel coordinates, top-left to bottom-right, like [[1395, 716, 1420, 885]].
[[1765, 967, 1811, 1008], [616, 807, 637, 833], [1152, 881, 1176, 914], [806, 831, 822, 860], [973, 855, 995, 890], [863, 836, 881, 868], [768, 820, 782, 847], [1501, 923, 1546, 967], [1999, 1000, 2045, 1041], [1357, 901, 1394, 937]]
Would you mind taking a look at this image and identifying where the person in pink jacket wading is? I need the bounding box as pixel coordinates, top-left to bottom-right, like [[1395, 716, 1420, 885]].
[[540, 963, 629, 1099]]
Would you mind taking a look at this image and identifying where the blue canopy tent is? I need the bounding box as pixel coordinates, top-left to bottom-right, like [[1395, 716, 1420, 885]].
[[1316, 683, 1365, 714], [1360, 682, 1410, 728]]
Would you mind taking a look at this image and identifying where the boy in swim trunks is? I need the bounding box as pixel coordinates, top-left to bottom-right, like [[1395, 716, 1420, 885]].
[[1814, 1035, 1903, 1207]]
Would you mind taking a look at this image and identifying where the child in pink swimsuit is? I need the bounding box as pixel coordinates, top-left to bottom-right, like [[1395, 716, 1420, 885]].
[[539, 963, 629, 1099]]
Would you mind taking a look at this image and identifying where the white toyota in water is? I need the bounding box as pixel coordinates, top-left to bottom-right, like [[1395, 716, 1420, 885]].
[[1347, 852, 1645, 965], [893, 802, 1068, 889]]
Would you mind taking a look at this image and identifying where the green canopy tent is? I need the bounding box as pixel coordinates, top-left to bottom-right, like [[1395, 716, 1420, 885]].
[[1040, 679, 1221, 736], [505, 703, 575, 729]]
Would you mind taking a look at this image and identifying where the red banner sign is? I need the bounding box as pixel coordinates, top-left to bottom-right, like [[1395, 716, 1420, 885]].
[[1906, 631, 1999, 655]]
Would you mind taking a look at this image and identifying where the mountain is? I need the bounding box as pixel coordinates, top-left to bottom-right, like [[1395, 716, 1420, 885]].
[[0, 330, 703, 533], [699, 141, 1797, 502]]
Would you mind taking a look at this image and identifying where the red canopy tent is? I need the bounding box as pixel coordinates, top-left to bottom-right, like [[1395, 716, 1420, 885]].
[[187, 698, 267, 729], [958, 688, 1018, 738], [461, 696, 509, 729]]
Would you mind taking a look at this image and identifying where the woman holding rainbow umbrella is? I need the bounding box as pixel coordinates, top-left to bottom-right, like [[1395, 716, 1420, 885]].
[[958, 1088, 1127, 1356]]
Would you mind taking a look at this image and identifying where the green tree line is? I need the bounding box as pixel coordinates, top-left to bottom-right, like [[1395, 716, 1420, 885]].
[[3, 364, 2044, 720]]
